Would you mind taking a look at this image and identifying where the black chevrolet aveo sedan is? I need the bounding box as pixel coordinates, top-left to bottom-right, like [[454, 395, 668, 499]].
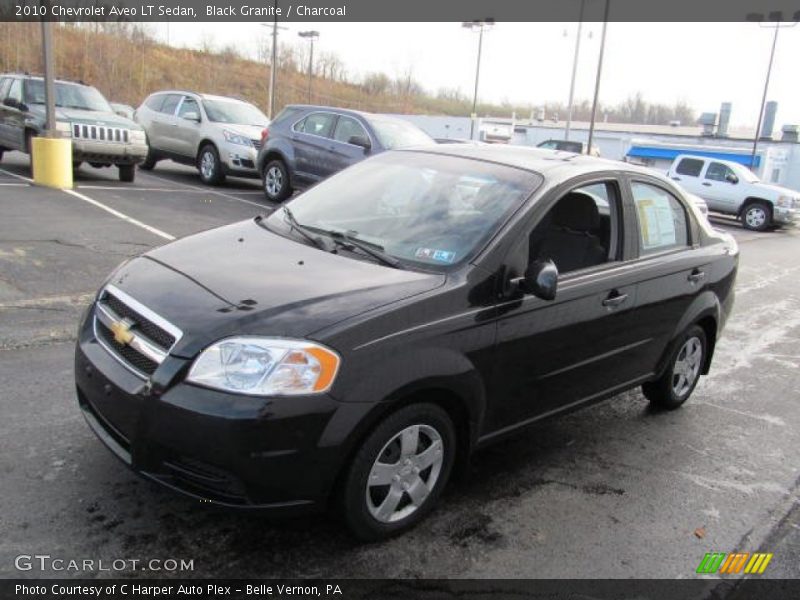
[[75, 145, 738, 540]]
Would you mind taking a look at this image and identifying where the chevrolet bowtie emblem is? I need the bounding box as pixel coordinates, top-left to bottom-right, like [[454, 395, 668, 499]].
[[110, 319, 135, 346]]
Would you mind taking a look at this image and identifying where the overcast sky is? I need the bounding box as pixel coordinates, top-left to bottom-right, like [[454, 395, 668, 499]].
[[158, 22, 800, 130]]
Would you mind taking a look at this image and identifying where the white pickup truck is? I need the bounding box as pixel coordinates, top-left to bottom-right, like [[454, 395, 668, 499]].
[[666, 154, 799, 231]]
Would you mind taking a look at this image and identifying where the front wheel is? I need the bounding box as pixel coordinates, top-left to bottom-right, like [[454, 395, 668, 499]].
[[118, 164, 135, 183], [197, 144, 225, 186], [742, 201, 771, 231], [262, 159, 291, 202], [139, 150, 158, 170], [642, 325, 707, 410], [340, 403, 455, 541]]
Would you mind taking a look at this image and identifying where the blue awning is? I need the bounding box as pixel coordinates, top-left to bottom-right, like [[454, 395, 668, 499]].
[[627, 145, 761, 168]]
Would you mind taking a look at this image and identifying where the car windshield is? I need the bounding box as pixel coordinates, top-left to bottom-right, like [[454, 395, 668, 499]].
[[203, 99, 268, 126], [24, 80, 112, 112], [265, 152, 540, 269], [368, 117, 434, 149]]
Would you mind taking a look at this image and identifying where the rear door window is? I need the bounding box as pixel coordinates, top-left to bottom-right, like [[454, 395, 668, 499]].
[[675, 158, 704, 177], [294, 112, 336, 138], [631, 182, 689, 255]]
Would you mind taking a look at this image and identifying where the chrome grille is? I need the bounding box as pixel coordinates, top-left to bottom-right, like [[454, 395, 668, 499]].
[[251, 138, 263, 151], [73, 123, 130, 143], [93, 285, 182, 378]]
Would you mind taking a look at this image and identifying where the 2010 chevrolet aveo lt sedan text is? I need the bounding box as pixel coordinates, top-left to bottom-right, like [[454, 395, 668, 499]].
[[75, 145, 738, 540]]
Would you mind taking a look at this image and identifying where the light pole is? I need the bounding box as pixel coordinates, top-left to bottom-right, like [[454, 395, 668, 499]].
[[746, 12, 797, 171], [298, 30, 319, 104], [587, 0, 610, 155], [462, 19, 494, 140], [565, 0, 586, 141]]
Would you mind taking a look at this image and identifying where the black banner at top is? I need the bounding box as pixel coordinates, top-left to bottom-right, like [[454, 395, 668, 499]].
[[3, 0, 800, 22]]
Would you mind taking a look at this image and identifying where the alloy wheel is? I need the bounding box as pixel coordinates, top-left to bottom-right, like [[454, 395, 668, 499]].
[[745, 206, 767, 229], [200, 151, 216, 180], [265, 166, 283, 197], [366, 424, 444, 523], [672, 336, 703, 398]]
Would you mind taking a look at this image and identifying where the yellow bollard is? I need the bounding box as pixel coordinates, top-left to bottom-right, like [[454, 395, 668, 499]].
[[31, 137, 73, 189]]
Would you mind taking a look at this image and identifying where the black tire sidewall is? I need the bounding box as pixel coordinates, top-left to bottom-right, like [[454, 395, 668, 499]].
[[263, 160, 290, 201], [341, 403, 456, 541], [119, 164, 135, 183]]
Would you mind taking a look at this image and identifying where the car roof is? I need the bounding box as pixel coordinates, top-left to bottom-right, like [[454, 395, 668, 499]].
[[398, 143, 656, 179], [285, 104, 377, 119], [1, 73, 91, 87], [147, 90, 253, 104]]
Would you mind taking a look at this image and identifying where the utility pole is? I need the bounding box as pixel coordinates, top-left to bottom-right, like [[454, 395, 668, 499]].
[[261, 6, 287, 119], [41, 20, 56, 135], [587, 0, 610, 155]]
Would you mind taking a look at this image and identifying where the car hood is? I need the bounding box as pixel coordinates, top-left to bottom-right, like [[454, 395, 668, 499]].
[[30, 104, 138, 128], [752, 181, 798, 198], [108, 219, 444, 357]]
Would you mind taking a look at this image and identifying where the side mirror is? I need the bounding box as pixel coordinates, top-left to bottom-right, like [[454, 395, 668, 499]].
[[725, 173, 739, 184], [182, 111, 200, 122], [114, 109, 129, 118], [513, 259, 558, 301], [3, 97, 19, 109], [348, 134, 371, 150]]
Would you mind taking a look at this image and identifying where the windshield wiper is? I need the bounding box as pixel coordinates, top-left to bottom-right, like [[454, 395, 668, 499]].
[[327, 231, 401, 269], [281, 207, 334, 252]]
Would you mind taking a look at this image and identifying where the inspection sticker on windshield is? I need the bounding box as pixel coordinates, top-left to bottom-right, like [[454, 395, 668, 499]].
[[415, 248, 456, 263]]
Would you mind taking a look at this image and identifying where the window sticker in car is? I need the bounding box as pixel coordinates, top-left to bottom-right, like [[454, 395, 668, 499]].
[[636, 197, 677, 250], [415, 248, 456, 263]]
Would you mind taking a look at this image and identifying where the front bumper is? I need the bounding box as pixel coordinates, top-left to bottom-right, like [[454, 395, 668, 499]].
[[220, 143, 260, 178], [773, 206, 798, 226], [71, 139, 148, 165], [74, 307, 359, 512]]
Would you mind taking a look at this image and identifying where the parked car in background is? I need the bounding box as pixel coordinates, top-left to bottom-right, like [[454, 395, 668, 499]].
[[135, 91, 269, 185], [667, 154, 800, 231], [537, 139, 600, 156], [0, 73, 147, 181], [110, 102, 135, 120], [257, 105, 434, 201], [76, 145, 737, 540]]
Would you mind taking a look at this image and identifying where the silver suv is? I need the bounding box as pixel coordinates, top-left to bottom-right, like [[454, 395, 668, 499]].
[[0, 74, 148, 182], [135, 91, 270, 185]]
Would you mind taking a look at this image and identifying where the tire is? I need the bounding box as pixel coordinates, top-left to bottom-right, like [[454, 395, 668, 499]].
[[0, 148, 4, 163], [642, 325, 707, 410], [139, 150, 158, 171], [340, 403, 456, 541], [118, 164, 135, 183], [197, 144, 225, 186], [741, 201, 771, 232], [24, 130, 35, 154], [262, 159, 291, 202]]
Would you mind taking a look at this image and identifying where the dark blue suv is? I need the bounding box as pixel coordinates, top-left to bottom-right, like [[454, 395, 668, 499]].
[[256, 105, 433, 201]]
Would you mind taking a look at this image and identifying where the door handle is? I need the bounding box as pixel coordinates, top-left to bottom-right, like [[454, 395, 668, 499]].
[[688, 270, 706, 284], [702, 182, 711, 187], [602, 292, 628, 307], [671, 176, 681, 181]]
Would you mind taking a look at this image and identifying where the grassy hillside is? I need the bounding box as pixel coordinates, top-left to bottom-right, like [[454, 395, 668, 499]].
[[0, 22, 694, 125]]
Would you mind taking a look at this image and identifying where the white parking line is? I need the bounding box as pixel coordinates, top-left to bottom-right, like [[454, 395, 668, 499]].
[[138, 170, 269, 209], [0, 182, 30, 187], [76, 185, 210, 193], [62, 189, 175, 241], [0, 167, 34, 183]]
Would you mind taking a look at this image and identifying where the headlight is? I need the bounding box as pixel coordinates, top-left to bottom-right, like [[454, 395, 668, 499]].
[[129, 129, 146, 143], [55, 121, 72, 137], [777, 195, 790, 208], [222, 130, 252, 146], [187, 337, 340, 396]]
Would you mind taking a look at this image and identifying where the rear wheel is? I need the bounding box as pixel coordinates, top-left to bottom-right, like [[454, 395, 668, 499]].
[[642, 325, 707, 410], [742, 201, 771, 231], [262, 159, 291, 202], [197, 144, 225, 185], [340, 403, 455, 541], [0, 148, 4, 163], [118, 164, 135, 183], [139, 149, 158, 171]]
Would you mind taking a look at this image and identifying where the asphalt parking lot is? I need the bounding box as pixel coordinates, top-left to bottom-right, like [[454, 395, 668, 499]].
[[0, 151, 798, 582]]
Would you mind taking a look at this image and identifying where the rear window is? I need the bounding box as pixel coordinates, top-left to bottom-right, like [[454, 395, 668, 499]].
[[676, 158, 704, 177]]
